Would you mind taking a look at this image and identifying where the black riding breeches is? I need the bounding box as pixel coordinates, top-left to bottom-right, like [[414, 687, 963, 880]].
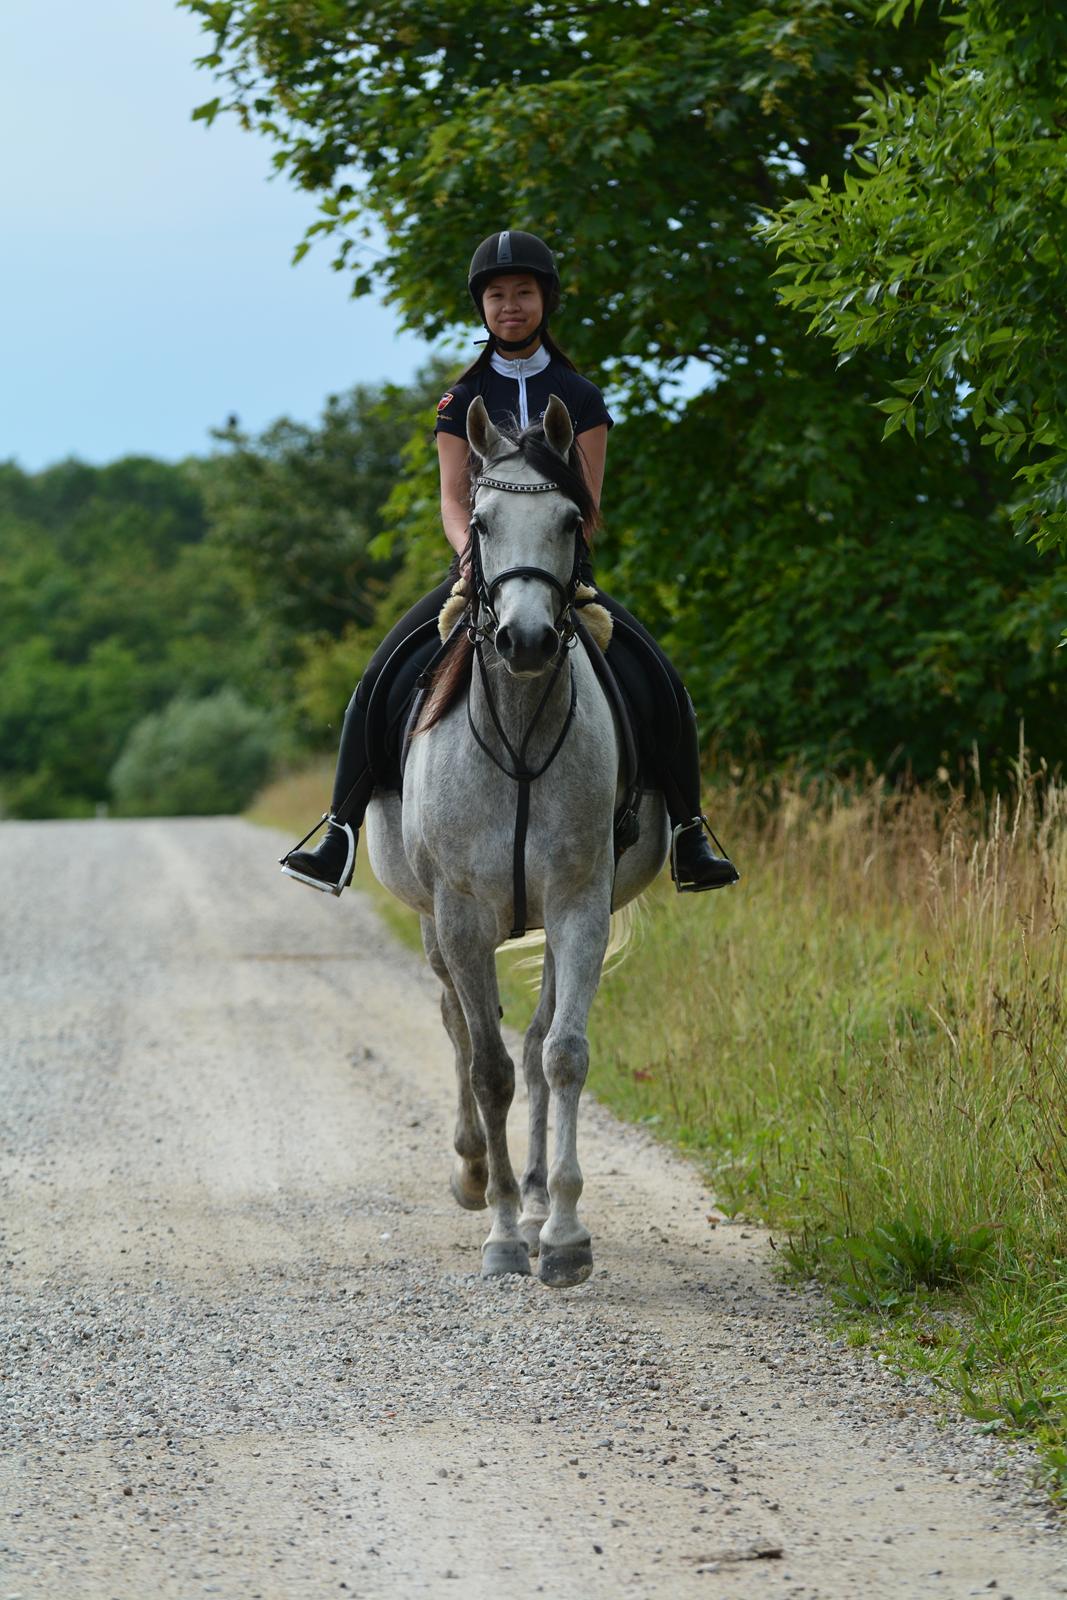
[[329, 573, 703, 829]]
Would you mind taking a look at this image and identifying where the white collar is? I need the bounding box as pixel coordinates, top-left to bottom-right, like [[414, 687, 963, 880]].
[[489, 345, 551, 381]]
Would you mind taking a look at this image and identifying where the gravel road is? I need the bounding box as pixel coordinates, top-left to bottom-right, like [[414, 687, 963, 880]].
[[1, 818, 1064, 1599]]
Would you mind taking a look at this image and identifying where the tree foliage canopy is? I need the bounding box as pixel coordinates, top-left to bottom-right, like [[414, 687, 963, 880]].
[[182, 0, 950, 386], [0, 379, 450, 818], [763, 0, 1067, 552]]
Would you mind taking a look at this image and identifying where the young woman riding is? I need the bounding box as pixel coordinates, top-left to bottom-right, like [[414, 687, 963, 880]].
[[281, 230, 738, 897]]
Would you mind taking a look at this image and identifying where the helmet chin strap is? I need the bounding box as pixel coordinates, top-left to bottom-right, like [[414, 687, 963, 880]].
[[482, 318, 549, 354]]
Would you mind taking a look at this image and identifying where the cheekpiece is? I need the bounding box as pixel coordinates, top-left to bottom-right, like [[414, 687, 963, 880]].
[[476, 475, 557, 494]]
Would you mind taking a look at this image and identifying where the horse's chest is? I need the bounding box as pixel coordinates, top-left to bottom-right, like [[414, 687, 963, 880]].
[[406, 731, 611, 892]]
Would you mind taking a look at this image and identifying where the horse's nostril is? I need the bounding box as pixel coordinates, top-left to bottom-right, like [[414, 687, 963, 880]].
[[538, 625, 558, 660], [496, 624, 513, 657]]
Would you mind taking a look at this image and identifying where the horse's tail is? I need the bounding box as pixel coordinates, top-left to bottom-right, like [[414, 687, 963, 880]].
[[508, 896, 645, 985]]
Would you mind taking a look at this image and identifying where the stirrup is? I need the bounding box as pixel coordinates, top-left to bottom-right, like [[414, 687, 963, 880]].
[[670, 814, 739, 894], [279, 812, 356, 897]]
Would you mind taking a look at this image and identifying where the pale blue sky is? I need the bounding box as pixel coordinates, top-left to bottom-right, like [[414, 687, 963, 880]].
[[0, 1, 435, 470]]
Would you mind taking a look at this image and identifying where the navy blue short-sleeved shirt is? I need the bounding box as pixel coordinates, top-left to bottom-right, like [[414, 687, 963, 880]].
[[434, 353, 613, 441]]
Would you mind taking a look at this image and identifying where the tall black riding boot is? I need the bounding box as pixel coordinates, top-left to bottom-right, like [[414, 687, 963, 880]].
[[279, 688, 374, 897], [663, 693, 740, 893]]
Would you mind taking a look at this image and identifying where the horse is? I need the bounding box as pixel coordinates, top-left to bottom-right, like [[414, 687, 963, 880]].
[[364, 394, 669, 1287]]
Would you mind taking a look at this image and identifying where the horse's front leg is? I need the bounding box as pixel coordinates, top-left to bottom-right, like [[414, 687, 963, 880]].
[[518, 945, 555, 1255], [434, 893, 529, 1278], [420, 916, 487, 1212], [539, 895, 611, 1288]]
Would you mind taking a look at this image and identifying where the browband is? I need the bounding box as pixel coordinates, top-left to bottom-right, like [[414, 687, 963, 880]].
[[476, 475, 557, 494]]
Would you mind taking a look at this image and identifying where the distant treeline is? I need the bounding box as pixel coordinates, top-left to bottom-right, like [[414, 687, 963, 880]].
[[0, 373, 438, 819], [3, 360, 1066, 819]]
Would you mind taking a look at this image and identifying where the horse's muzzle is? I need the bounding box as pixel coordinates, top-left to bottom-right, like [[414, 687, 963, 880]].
[[495, 620, 561, 674]]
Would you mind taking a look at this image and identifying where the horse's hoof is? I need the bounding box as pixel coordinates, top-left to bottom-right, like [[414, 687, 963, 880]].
[[518, 1214, 547, 1256], [538, 1240, 593, 1289], [450, 1159, 488, 1212], [481, 1239, 532, 1278]]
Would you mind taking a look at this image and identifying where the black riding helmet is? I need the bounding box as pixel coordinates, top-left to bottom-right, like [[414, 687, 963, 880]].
[[468, 230, 561, 351]]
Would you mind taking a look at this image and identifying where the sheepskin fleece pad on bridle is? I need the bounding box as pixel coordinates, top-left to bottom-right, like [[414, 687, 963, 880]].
[[437, 580, 613, 651]]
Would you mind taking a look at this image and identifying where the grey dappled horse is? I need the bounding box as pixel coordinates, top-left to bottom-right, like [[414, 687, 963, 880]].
[[365, 395, 669, 1287]]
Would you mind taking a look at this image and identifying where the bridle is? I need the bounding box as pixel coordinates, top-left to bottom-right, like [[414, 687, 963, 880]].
[[467, 473, 584, 648], [464, 471, 585, 938]]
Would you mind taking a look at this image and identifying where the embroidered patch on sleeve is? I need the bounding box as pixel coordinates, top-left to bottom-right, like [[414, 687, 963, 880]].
[[437, 392, 454, 412]]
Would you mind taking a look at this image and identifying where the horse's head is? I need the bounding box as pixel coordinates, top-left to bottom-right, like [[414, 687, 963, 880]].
[[466, 394, 584, 677]]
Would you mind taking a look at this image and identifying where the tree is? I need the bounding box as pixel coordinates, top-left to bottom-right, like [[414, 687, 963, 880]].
[[110, 689, 277, 816], [181, 1, 1067, 776], [762, 0, 1067, 553], [198, 368, 453, 742], [198, 382, 424, 643], [0, 457, 267, 817]]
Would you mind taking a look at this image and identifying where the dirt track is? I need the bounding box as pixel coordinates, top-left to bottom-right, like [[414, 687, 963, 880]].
[[1, 817, 1064, 1598]]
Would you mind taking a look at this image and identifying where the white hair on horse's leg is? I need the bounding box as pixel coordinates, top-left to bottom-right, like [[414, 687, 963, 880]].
[[602, 897, 643, 974], [505, 928, 548, 988], [505, 895, 644, 988]]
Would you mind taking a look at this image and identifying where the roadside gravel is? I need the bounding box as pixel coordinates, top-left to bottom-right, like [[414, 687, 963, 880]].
[[1, 818, 1063, 1598]]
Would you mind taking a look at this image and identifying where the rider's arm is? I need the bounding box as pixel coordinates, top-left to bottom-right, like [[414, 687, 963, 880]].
[[437, 432, 472, 561], [577, 424, 607, 516]]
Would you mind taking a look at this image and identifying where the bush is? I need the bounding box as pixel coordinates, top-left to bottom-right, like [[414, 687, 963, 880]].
[[110, 689, 278, 816]]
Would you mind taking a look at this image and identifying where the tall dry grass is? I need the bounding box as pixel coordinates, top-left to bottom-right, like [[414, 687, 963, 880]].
[[583, 762, 1067, 1487], [589, 766, 1066, 1252]]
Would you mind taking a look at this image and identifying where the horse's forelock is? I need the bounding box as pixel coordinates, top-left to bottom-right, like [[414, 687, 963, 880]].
[[475, 419, 598, 535]]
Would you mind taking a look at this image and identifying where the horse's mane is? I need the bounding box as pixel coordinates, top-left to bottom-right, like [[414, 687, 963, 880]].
[[415, 630, 474, 735], [416, 419, 597, 736]]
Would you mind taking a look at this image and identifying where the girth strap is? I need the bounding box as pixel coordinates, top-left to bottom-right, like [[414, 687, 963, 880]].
[[512, 779, 532, 940]]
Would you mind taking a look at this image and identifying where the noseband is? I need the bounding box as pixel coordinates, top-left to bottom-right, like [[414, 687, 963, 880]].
[[468, 474, 584, 645]]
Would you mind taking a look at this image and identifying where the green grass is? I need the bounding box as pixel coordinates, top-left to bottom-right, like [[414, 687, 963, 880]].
[[250, 760, 1067, 1496]]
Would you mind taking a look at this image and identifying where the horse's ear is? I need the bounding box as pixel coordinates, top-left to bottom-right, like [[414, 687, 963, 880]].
[[466, 395, 506, 463], [542, 393, 574, 459]]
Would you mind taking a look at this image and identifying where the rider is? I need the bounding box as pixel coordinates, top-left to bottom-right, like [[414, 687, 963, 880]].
[[281, 230, 739, 897]]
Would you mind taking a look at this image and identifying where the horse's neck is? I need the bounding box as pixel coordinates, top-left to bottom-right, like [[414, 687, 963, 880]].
[[469, 644, 577, 771]]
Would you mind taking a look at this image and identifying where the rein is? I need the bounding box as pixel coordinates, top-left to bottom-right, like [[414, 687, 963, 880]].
[[466, 472, 584, 939]]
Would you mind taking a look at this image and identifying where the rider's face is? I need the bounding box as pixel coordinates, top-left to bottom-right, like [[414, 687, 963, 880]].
[[481, 274, 544, 349]]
